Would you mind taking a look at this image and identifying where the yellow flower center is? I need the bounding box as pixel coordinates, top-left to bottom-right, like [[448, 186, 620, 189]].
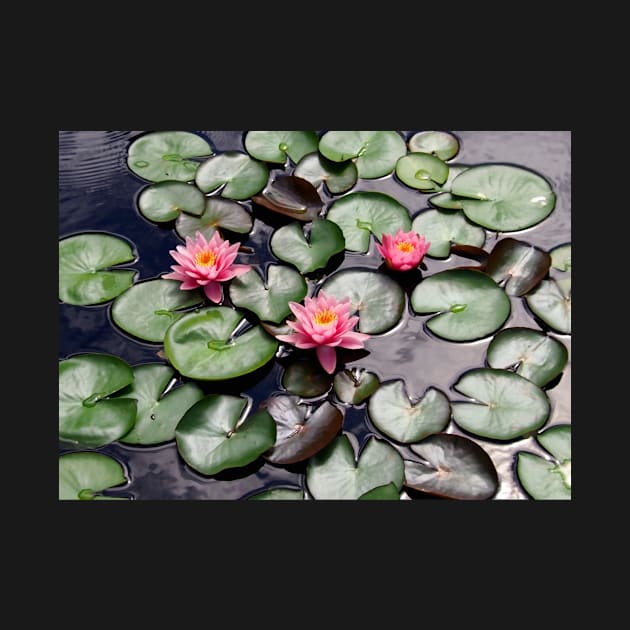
[[195, 249, 217, 267], [313, 308, 337, 325], [396, 240, 415, 253]]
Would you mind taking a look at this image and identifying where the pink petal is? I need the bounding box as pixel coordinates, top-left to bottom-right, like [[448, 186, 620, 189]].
[[214, 264, 251, 281], [162, 270, 187, 282], [180, 279, 202, 290], [316, 345, 337, 374], [336, 331, 371, 349], [204, 281, 222, 303]]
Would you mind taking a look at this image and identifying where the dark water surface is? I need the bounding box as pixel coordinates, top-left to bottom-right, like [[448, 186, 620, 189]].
[[58, 130, 571, 500]]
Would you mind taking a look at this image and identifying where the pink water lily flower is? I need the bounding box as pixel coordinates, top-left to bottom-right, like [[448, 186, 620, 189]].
[[163, 231, 251, 302], [276, 291, 371, 374], [376, 229, 430, 271]]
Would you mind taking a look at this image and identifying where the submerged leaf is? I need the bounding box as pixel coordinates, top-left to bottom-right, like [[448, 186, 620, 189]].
[[404, 433, 498, 500], [263, 395, 344, 465]]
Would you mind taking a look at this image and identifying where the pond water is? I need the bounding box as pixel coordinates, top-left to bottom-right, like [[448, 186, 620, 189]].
[[58, 130, 571, 500]]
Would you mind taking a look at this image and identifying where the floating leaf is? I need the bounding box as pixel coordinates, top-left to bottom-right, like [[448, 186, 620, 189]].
[[411, 208, 486, 258], [334, 368, 380, 404], [408, 131, 460, 161], [429, 192, 464, 210], [59, 452, 128, 500], [244, 130, 319, 164], [550, 243, 571, 272], [450, 164, 556, 231], [395, 152, 449, 191], [175, 197, 253, 242], [111, 279, 204, 343], [410, 269, 510, 341], [368, 380, 450, 443], [486, 327, 569, 387], [263, 395, 343, 465], [516, 425, 571, 500], [248, 487, 306, 500], [294, 151, 358, 193], [525, 277, 571, 334], [451, 368, 550, 440], [252, 174, 323, 221], [404, 433, 498, 500], [59, 353, 137, 447], [538, 424, 571, 462], [318, 130, 407, 179], [116, 364, 204, 445], [175, 395, 276, 476], [164, 306, 278, 380], [281, 358, 333, 397], [306, 434, 404, 500], [229, 264, 307, 323], [485, 238, 551, 296], [269, 219, 345, 273], [195, 151, 268, 199], [59, 233, 136, 306], [358, 482, 400, 500], [320, 268, 405, 334], [137, 181, 205, 223], [326, 191, 411, 253], [127, 131, 212, 182]]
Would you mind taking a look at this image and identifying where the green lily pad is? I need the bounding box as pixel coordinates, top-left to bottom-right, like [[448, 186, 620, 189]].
[[127, 131, 213, 182], [516, 425, 571, 500], [281, 358, 333, 398], [244, 130, 319, 164], [333, 368, 380, 405], [175, 395, 276, 476], [175, 197, 253, 241], [318, 130, 407, 179], [451, 368, 550, 440], [395, 152, 450, 191], [229, 264, 308, 323], [410, 269, 511, 342], [111, 279, 204, 343], [59, 233, 137, 306], [294, 151, 358, 194], [306, 434, 405, 500], [404, 433, 498, 500], [486, 327, 569, 387], [525, 277, 571, 334], [450, 164, 556, 231], [137, 181, 206, 223], [59, 452, 128, 500], [163, 306, 278, 380], [538, 424, 571, 461], [358, 482, 400, 500], [319, 268, 405, 334], [248, 487, 306, 500], [116, 364, 204, 445], [263, 395, 344, 465], [408, 131, 460, 161], [252, 174, 323, 222], [326, 191, 411, 253], [550, 243, 571, 272], [195, 151, 268, 199], [411, 208, 486, 258], [485, 238, 551, 296], [269, 219, 346, 273], [59, 353, 137, 447], [429, 192, 465, 210], [368, 380, 450, 443]]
